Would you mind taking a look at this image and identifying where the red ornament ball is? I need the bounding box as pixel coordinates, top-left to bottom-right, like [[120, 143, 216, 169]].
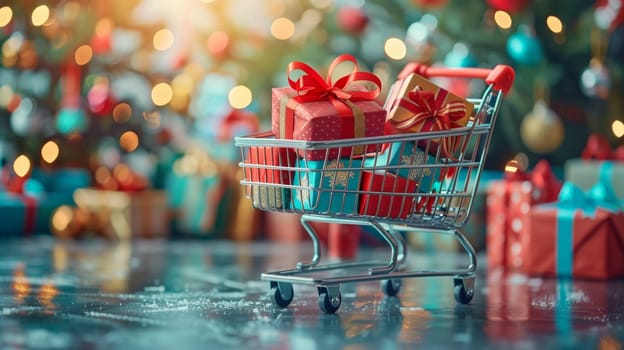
[[487, 0, 529, 13], [336, 6, 369, 35]]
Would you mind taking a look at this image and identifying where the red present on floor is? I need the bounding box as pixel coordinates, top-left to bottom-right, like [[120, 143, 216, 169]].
[[522, 182, 624, 279], [359, 170, 418, 219], [486, 160, 562, 270]]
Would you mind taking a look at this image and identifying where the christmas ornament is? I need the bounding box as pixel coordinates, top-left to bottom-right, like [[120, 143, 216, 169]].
[[11, 97, 42, 136], [520, 100, 564, 154], [507, 26, 543, 65], [56, 62, 88, 134], [579, 59, 610, 99], [336, 6, 369, 35], [443, 42, 476, 67], [487, 0, 530, 13]]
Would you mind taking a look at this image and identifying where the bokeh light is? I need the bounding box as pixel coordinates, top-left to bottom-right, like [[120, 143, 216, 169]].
[[172, 73, 194, 96], [0, 6, 13, 27], [119, 131, 139, 152], [13, 154, 31, 177], [613, 120, 624, 138], [52, 206, 73, 232], [153, 29, 174, 51], [546, 16, 563, 33], [228, 85, 253, 109], [384, 37, 406, 60], [151, 83, 173, 106], [206, 31, 229, 55], [494, 11, 512, 29], [113, 103, 132, 123], [31, 5, 50, 26], [74, 45, 93, 65], [271, 17, 295, 40], [41, 141, 60, 164]]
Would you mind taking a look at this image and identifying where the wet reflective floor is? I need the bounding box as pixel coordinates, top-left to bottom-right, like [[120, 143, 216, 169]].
[[0, 236, 623, 349]]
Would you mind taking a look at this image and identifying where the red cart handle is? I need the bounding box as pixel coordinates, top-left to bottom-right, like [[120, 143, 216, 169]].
[[398, 63, 515, 95]]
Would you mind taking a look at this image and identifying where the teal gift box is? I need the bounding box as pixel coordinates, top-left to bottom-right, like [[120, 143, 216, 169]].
[[291, 158, 362, 214], [0, 192, 75, 235], [363, 141, 436, 193]]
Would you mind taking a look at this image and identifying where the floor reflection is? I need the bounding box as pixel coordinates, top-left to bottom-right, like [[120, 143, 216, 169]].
[[0, 237, 622, 349]]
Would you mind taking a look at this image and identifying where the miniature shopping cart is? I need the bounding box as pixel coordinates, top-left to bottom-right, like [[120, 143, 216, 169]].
[[235, 64, 514, 313]]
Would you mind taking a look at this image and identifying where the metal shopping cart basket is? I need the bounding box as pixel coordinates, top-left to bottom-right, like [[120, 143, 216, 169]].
[[235, 64, 515, 313]]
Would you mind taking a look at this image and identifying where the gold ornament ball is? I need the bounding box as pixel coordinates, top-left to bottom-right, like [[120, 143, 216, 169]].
[[520, 101, 564, 154]]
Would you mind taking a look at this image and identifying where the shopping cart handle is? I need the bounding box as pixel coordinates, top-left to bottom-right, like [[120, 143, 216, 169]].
[[398, 63, 515, 95]]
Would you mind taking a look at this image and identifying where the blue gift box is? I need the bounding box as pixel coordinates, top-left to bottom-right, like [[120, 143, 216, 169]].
[[291, 158, 362, 214], [363, 141, 436, 193], [0, 192, 75, 236], [31, 168, 91, 193]]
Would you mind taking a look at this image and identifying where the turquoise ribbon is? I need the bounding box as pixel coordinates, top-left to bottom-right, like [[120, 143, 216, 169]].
[[554, 181, 619, 277]]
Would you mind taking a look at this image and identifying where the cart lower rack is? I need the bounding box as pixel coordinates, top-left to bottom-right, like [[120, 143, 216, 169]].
[[235, 64, 514, 313]]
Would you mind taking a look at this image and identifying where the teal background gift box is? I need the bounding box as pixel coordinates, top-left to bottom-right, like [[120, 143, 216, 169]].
[[291, 158, 362, 214], [363, 141, 436, 193]]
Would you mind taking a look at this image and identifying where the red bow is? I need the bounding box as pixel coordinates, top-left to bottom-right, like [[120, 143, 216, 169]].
[[287, 54, 381, 115], [582, 133, 624, 161], [390, 87, 467, 158]]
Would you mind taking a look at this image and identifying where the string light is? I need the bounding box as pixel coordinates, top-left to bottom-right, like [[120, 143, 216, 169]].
[[494, 11, 512, 29], [113, 103, 132, 123], [271, 17, 295, 40], [153, 29, 174, 51], [151, 83, 173, 106], [74, 45, 93, 65], [384, 37, 406, 60], [31, 5, 50, 26], [41, 141, 60, 164], [504, 160, 520, 173], [13, 154, 31, 177], [119, 131, 139, 152], [613, 120, 624, 138], [546, 16, 563, 33], [0, 6, 13, 27], [228, 85, 252, 109]]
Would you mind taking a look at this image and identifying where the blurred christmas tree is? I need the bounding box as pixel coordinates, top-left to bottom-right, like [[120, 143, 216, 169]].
[[0, 0, 622, 185]]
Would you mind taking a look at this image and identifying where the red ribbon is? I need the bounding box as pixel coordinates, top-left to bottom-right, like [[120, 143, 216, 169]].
[[581, 133, 624, 161], [390, 87, 467, 158], [504, 160, 562, 203], [286, 54, 382, 116]]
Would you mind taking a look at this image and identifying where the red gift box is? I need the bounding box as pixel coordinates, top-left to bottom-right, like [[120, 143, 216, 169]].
[[271, 55, 386, 160], [486, 161, 562, 270], [244, 145, 296, 209], [359, 171, 418, 219], [522, 182, 624, 279]]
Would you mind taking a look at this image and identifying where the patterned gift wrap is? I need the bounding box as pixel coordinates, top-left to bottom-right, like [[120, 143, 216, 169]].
[[271, 55, 386, 161], [291, 158, 362, 215]]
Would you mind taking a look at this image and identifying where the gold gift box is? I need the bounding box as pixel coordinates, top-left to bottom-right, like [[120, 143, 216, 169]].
[[73, 188, 169, 240]]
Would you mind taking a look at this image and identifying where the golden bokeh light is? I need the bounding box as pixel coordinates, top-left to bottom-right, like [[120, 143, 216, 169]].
[[0, 6, 13, 27], [31, 5, 50, 26], [504, 160, 520, 173], [74, 45, 93, 65], [546, 16, 563, 34], [206, 30, 229, 55], [613, 120, 624, 138], [153, 29, 174, 51], [152, 82, 173, 106], [271, 17, 295, 40], [228, 85, 253, 109], [113, 102, 132, 123], [172, 73, 194, 96], [95, 166, 112, 186], [113, 163, 132, 183], [119, 131, 139, 152], [41, 141, 60, 164], [494, 11, 512, 29], [95, 17, 113, 36], [13, 154, 31, 177], [52, 206, 73, 232], [384, 37, 407, 60]]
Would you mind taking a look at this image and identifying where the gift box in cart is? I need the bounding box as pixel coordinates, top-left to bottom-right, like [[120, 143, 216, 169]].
[[235, 63, 515, 314]]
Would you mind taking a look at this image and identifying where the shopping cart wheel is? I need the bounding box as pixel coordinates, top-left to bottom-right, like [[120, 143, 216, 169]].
[[270, 281, 294, 308], [381, 279, 401, 297], [318, 286, 341, 314], [453, 278, 474, 304]]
